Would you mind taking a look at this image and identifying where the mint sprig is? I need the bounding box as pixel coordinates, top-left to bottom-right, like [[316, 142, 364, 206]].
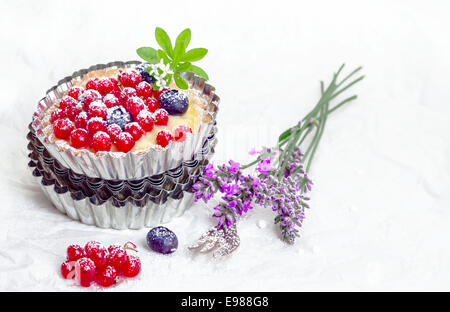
[[136, 27, 209, 90]]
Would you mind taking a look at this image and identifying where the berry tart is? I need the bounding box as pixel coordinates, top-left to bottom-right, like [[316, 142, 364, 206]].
[[28, 60, 219, 229]]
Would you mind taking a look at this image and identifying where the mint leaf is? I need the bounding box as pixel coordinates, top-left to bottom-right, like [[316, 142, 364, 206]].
[[136, 47, 159, 63], [175, 62, 192, 72], [155, 27, 174, 59], [174, 73, 189, 89], [189, 64, 209, 80], [173, 28, 191, 62], [182, 48, 208, 62]]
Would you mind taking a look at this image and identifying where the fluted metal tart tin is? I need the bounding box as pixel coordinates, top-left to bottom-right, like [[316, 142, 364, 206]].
[[32, 61, 220, 180], [28, 61, 220, 229]]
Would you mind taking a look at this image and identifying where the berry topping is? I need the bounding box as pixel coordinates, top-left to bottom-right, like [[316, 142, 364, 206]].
[[87, 117, 107, 136], [174, 124, 193, 142], [136, 81, 152, 99], [106, 124, 122, 141], [118, 69, 142, 88], [98, 78, 114, 95], [74, 257, 96, 287], [145, 97, 159, 113], [59, 96, 77, 110], [65, 105, 82, 122], [67, 244, 86, 261], [107, 245, 128, 269], [67, 86, 85, 101], [79, 89, 101, 110], [152, 88, 168, 100], [120, 87, 138, 105], [114, 132, 135, 153], [90, 131, 112, 152], [50, 108, 65, 123], [136, 110, 154, 132], [153, 108, 169, 126], [146, 226, 178, 254], [74, 111, 88, 129], [61, 261, 75, 279], [53, 118, 75, 139], [159, 89, 189, 115], [156, 130, 174, 148], [106, 106, 131, 130], [85, 78, 99, 91], [135, 64, 156, 84], [88, 101, 107, 119], [126, 96, 145, 117], [103, 94, 120, 108], [122, 255, 141, 277], [70, 128, 90, 149], [124, 122, 144, 141], [95, 265, 118, 287]]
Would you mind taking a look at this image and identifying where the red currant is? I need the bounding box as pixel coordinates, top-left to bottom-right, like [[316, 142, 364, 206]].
[[106, 124, 122, 141], [153, 108, 169, 126], [126, 96, 145, 117], [84, 241, 109, 267], [153, 88, 168, 100], [107, 245, 128, 269], [53, 118, 75, 139], [120, 87, 137, 105], [174, 125, 193, 142], [118, 69, 142, 88], [61, 261, 75, 279], [95, 265, 118, 287], [75, 257, 96, 287], [88, 101, 107, 119], [122, 255, 141, 277], [87, 117, 107, 136], [59, 96, 77, 110], [81, 90, 102, 110], [50, 108, 65, 123], [74, 112, 88, 129], [67, 86, 85, 101], [67, 244, 86, 261], [70, 128, 90, 149], [65, 105, 82, 122], [85, 78, 100, 91], [114, 132, 135, 153], [103, 94, 120, 108], [124, 122, 145, 141], [136, 110, 154, 132], [136, 81, 152, 99], [98, 78, 114, 95], [90, 131, 112, 152], [156, 130, 174, 148], [145, 97, 159, 113]]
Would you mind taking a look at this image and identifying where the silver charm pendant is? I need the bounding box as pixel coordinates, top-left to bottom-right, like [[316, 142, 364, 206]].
[[188, 224, 240, 257]]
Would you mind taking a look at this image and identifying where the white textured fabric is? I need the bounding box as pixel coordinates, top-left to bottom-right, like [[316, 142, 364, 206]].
[[1, 0, 450, 291]]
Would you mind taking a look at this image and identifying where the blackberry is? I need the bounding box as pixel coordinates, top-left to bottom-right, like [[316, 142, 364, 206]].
[[159, 89, 189, 115], [106, 106, 131, 130], [135, 64, 156, 84]]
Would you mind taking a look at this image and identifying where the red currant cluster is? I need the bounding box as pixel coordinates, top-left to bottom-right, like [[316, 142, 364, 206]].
[[60, 241, 141, 288], [50, 68, 193, 153]]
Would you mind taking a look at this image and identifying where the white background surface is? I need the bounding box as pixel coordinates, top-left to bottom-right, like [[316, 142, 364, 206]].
[[1, 0, 450, 291]]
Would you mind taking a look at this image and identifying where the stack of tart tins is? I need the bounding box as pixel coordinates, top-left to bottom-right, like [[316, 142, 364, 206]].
[[28, 61, 220, 229]]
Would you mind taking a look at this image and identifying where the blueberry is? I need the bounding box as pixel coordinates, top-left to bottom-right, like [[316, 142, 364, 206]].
[[135, 64, 156, 84], [159, 89, 189, 115], [106, 106, 131, 130], [146, 226, 178, 254]]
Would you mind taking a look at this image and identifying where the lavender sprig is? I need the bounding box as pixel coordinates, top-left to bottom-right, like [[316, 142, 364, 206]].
[[192, 64, 364, 243]]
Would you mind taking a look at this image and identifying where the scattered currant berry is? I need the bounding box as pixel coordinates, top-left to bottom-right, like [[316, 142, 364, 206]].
[[75, 257, 96, 287], [95, 265, 118, 287], [120, 87, 138, 105], [147, 226, 178, 254], [85, 78, 100, 91], [88, 101, 107, 119], [98, 78, 114, 95], [87, 117, 107, 136], [67, 244, 86, 261], [50, 108, 65, 123], [53, 118, 75, 139], [106, 106, 131, 130], [90, 131, 112, 152], [84, 241, 109, 267], [126, 96, 145, 117], [124, 122, 144, 141], [103, 94, 120, 108], [74, 111, 88, 129], [68, 86, 85, 100], [70, 128, 90, 149], [122, 255, 141, 278], [61, 261, 75, 279], [174, 124, 193, 142], [156, 130, 174, 148], [159, 89, 189, 115], [79, 89, 102, 110], [136, 110, 154, 132], [107, 245, 128, 269], [136, 81, 152, 99], [135, 64, 156, 84], [118, 69, 142, 88], [145, 97, 159, 113], [59, 96, 78, 110], [106, 124, 122, 141], [153, 108, 169, 126], [114, 132, 135, 153]]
